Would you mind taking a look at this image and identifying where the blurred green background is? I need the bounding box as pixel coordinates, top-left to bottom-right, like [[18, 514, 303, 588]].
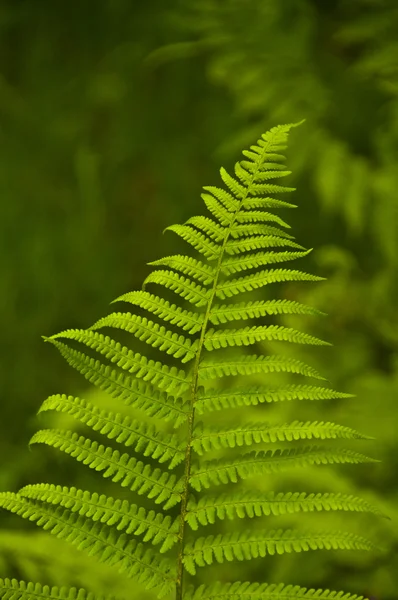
[[0, 0, 397, 598]]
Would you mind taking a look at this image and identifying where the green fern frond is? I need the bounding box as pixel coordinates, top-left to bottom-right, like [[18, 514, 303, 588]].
[[246, 182, 297, 196], [1, 121, 383, 600], [241, 158, 290, 171], [225, 234, 306, 254], [195, 385, 353, 413], [144, 269, 211, 306], [248, 138, 289, 156], [201, 186, 240, 213], [234, 162, 292, 184], [38, 395, 185, 468], [162, 224, 219, 259], [235, 209, 291, 228], [216, 269, 325, 299], [219, 166, 247, 198], [148, 255, 216, 285], [185, 490, 386, 529], [209, 299, 326, 325], [241, 147, 286, 159], [29, 430, 183, 508], [200, 192, 234, 227], [112, 290, 204, 334], [49, 326, 189, 372], [220, 250, 313, 274], [198, 355, 326, 381], [18, 484, 179, 552], [189, 447, 377, 491], [184, 581, 366, 599], [89, 313, 198, 363], [42, 346, 188, 426], [203, 325, 329, 351], [220, 166, 297, 198], [191, 421, 373, 454], [183, 529, 375, 575], [185, 216, 226, 242], [45, 337, 190, 395], [230, 223, 295, 240], [242, 197, 297, 210]]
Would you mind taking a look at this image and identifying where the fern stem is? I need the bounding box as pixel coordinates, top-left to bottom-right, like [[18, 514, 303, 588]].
[[175, 148, 268, 600]]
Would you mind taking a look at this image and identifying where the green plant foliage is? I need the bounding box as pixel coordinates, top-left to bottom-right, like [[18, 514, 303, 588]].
[[0, 123, 385, 600]]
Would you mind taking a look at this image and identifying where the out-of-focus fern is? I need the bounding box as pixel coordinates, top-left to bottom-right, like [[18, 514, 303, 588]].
[[159, 0, 398, 277], [0, 530, 153, 600], [0, 123, 386, 600]]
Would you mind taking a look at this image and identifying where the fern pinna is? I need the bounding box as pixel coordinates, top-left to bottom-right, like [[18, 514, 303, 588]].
[[0, 122, 384, 600]]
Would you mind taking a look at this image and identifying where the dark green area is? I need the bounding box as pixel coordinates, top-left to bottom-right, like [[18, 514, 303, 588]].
[[0, 0, 396, 598]]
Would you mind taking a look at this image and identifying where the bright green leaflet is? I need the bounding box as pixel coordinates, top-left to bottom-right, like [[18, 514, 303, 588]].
[[0, 122, 385, 600]]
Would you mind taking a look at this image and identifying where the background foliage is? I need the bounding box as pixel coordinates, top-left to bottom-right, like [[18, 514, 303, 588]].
[[0, 0, 396, 598]]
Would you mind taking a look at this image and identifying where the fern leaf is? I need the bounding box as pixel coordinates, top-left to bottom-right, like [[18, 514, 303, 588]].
[[221, 250, 310, 275], [45, 336, 189, 395], [198, 354, 326, 381], [185, 490, 386, 529], [183, 528, 374, 575], [245, 169, 293, 183], [189, 447, 377, 491], [249, 182, 297, 196], [221, 250, 312, 273], [226, 235, 306, 254], [242, 197, 297, 210], [184, 580, 366, 600], [191, 421, 373, 454], [258, 124, 300, 149], [38, 395, 185, 468], [202, 186, 240, 212], [89, 313, 198, 364], [236, 210, 291, 229], [148, 255, 216, 285], [255, 130, 290, 151], [216, 269, 325, 299], [248, 148, 287, 159], [230, 223, 295, 240], [219, 167, 247, 198], [240, 158, 289, 171], [195, 385, 353, 414], [111, 290, 204, 334], [201, 193, 234, 227], [164, 224, 219, 259], [204, 325, 329, 350], [43, 345, 188, 426], [29, 430, 183, 508], [234, 162, 292, 185], [143, 269, 210, 306], [232, 161, 253, 186], [18, 484, 179, 552], [242, 149, 286, 161], [209, 299, 325, 325], [185, 216, 226, 242]]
